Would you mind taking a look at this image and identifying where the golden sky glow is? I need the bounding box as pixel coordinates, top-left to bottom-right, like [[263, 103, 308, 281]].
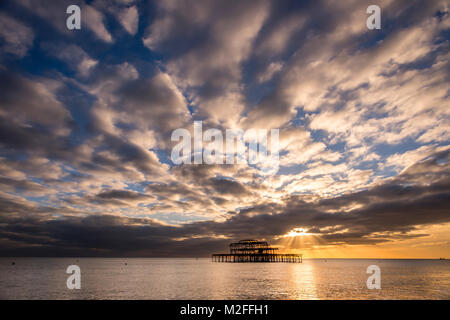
[[276, 223, 450, 259]]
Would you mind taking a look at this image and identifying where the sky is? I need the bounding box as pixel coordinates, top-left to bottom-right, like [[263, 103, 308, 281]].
[[0, 0, 449, 258]]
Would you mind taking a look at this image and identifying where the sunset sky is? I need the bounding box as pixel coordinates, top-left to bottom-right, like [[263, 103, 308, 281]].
[[0, 0, 449, 258]]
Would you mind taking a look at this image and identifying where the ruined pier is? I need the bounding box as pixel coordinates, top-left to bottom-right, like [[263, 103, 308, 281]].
[[212, 239, 302, 263]]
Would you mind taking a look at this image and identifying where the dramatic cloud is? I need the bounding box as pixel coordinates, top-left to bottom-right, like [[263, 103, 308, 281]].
[[0, 0, 448, 257], [41, 42, 98, 77], [0, 13, 34, 57]]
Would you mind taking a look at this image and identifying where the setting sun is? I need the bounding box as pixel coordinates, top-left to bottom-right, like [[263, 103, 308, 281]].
[[283, 228, 311, 237]]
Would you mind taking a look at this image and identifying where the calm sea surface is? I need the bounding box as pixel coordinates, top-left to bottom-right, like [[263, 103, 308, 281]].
[[0, 258, 448, 299]]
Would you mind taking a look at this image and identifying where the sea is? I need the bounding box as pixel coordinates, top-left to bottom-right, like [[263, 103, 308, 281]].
[[0, 258, 448, 299]]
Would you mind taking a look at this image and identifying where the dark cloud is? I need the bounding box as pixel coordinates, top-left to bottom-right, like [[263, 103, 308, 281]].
[[1, 151, 448, 256], [0, 70, 71, 127], [97, 189, 149, 200], [0, 176, 47, 195], [115, 72, 190, 139], [82, 189, 152, 206], [207, 177, 250, 196]]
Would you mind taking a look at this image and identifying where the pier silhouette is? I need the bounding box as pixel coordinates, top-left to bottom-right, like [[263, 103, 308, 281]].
[[212, 239, 302, 263]]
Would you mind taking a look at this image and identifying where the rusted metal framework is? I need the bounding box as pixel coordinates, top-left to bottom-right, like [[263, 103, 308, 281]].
[[212, 239, 302, 263]]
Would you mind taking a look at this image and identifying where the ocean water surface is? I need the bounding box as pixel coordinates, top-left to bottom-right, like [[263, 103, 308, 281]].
[[0, 258, 448, 299]]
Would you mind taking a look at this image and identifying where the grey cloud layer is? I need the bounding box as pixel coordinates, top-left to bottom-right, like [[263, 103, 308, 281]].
[[0, 150, 448, 256]]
